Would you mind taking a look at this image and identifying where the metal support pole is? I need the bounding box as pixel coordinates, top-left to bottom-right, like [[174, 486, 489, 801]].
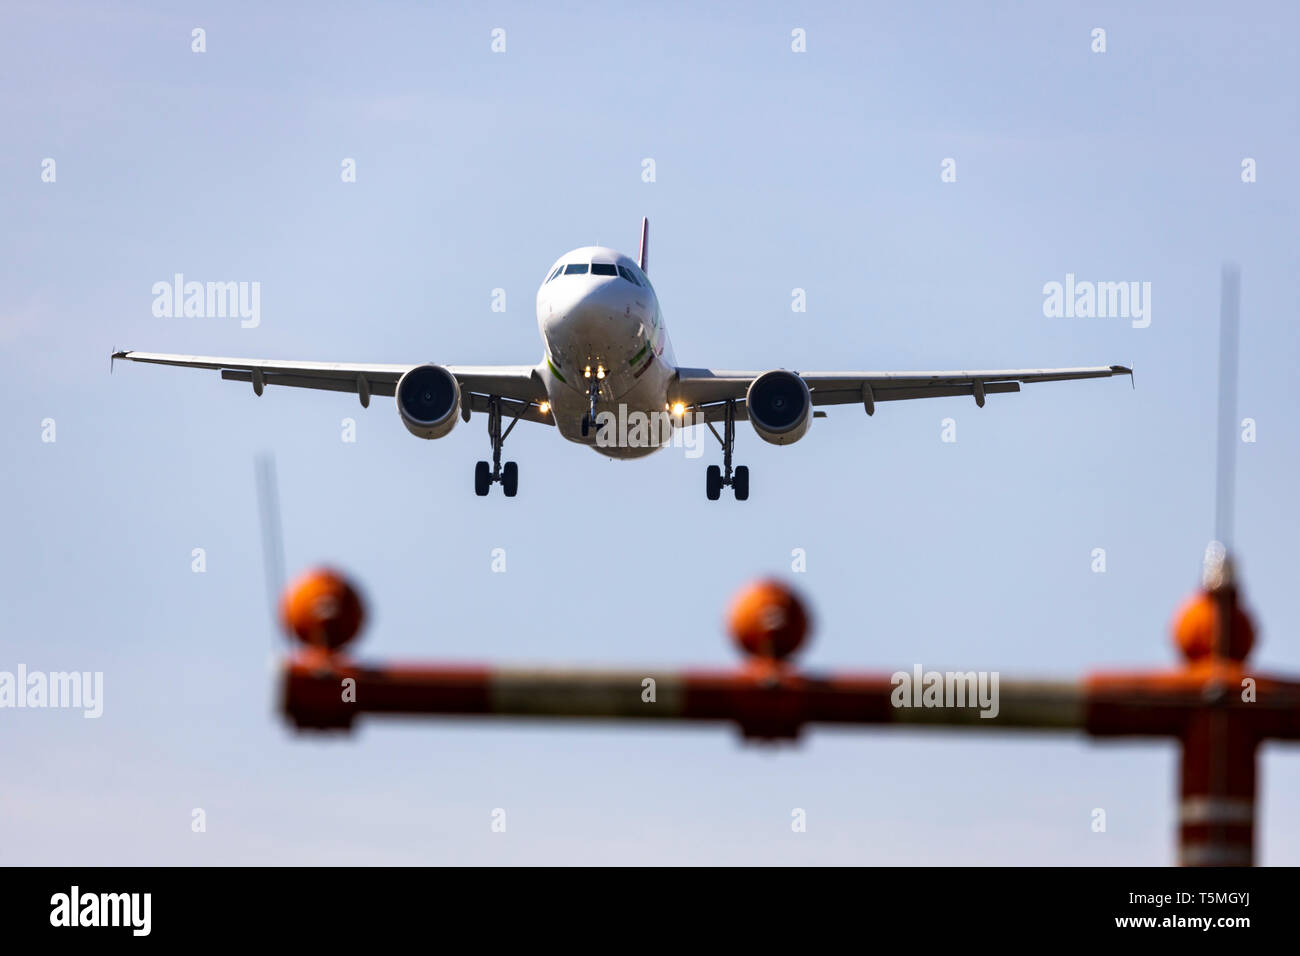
[[724, 400, 735, 483]]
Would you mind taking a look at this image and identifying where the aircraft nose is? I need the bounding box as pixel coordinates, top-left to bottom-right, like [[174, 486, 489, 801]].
[[541, 277, 648, 390], [569, 280, 628, 323], [553, 279, 638, 339]]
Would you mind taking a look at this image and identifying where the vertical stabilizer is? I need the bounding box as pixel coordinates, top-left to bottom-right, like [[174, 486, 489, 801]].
[[637, 217, 649, 274]]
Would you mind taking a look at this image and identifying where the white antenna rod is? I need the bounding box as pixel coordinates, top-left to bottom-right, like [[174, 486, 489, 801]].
[[1213, 264, 1240, 551]]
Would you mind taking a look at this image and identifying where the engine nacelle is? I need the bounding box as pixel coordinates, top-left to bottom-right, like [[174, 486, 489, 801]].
[[396, 364, 461, 439], [746, 369, 812, 445]]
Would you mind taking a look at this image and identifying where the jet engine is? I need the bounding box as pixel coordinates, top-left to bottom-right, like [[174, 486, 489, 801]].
[[396, 364, 462, 439], [746, 369, 812, 445]]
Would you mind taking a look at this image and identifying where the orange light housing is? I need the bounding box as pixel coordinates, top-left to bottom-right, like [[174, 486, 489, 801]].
[[727, 579, 810, 662], [280, 567, 365, 650]]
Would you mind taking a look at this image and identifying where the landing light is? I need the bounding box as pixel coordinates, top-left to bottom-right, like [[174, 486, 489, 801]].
[[596, 366, 606, 380], [538, 401, 550, 415], [584, 366, 591, 379], [671, 402, 686, 417]]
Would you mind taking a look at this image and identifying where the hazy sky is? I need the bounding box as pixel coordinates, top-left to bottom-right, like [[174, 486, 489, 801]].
[[2, 1, 1297, 864]]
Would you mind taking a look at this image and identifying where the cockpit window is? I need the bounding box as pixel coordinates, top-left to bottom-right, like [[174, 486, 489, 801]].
[[563, 263, 589, 275], [591, 263, 617, 276], [617, 265, 640, 286], [546, 266, 563, 282]]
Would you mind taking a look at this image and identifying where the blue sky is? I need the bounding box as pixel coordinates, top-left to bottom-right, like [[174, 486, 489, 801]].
[[2, 1, 1297, 864]]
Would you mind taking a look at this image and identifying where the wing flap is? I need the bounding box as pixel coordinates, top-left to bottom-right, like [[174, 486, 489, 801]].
[[810, 381, 1021, 405], [220, 370, 398, 397]]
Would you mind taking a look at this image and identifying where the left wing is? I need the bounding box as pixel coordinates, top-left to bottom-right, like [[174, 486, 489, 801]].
[[111, 351, 552, 424], [672, 365, 1132, 420]]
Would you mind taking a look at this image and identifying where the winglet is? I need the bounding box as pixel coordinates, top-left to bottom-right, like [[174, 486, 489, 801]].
[[111, 348, 128, 373], [1110, 363, 1135, 389], [637, 217, 649, 274]]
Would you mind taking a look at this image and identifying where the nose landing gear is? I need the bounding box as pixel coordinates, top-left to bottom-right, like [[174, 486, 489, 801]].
[[475, 396, 522, 497], [704, 400, 749, 501], [580, 378, 601, 438]]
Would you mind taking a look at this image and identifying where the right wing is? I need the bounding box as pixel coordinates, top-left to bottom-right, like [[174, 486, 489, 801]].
[[673, 365, 1132, 422], [111, 351, 553, 424]]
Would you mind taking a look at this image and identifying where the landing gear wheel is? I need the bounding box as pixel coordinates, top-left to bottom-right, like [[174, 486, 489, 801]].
[[480, 395, 526, 498], [706, 465, 722, 500], [733, 465, 749, 501], [704, 400, 747, 501]]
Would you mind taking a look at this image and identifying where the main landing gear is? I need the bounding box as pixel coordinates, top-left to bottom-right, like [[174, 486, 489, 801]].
[[704, 399, 749, 501], [475, 396, 521, 497]]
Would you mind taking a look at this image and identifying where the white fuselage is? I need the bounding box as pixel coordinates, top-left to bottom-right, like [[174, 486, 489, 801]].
[[535, 246, 678, 459]]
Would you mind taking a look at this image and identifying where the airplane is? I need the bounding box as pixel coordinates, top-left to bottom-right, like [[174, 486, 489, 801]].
[[113, 218, 1132, 500]]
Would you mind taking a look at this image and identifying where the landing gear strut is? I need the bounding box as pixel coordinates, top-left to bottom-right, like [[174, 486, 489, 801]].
[[704, 400, 749, 501], [475, 396, 522, 497], [580, 379, 600, 438]]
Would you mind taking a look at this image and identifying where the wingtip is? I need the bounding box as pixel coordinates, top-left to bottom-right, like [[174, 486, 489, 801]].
[[1110, 362, 1135, 389]]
